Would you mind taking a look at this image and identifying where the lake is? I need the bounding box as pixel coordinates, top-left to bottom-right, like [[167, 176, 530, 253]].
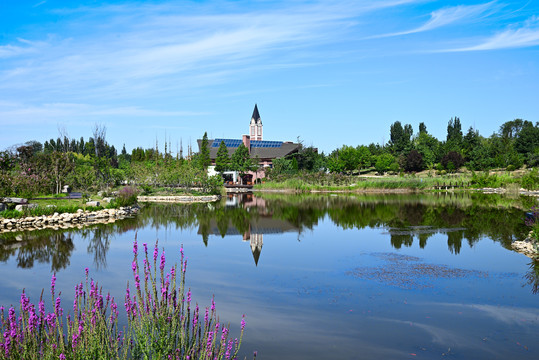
[[1, 192, 538, 359]]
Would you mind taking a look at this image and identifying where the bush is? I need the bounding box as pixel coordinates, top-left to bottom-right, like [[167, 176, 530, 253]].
[[441, 151, 464, 172], [116, 186, 139, 207], [404, 150, 424, 172], [521, 169, 539, 190]]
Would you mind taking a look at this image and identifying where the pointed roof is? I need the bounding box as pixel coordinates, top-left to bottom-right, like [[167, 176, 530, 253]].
[[251, 104, 261, 124]]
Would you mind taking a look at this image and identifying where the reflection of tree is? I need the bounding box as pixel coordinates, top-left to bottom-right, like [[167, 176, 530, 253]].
[[447, 230, 464, 254], [0, 192, 533, 272], [0, 231, 75, 271], [524, 260, 539, 295], [86, 228, 112, 269]]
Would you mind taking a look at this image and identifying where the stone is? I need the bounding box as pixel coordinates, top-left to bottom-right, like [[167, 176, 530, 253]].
[[86, 201, 100, 207], [0, 203, 5, 212]]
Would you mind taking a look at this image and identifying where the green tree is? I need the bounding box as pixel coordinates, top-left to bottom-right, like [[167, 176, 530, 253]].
[[199, 132, 211, 170], [375, 153, 395, 175], [215, 141, 230, 173], [446, 117, 463, 152], [389, 121, 412, 154], [356, 145, 372, 172], [231, 143, 253, 184]]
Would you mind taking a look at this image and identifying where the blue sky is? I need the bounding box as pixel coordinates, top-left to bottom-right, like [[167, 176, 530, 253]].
[[1, 0, 538, 154]]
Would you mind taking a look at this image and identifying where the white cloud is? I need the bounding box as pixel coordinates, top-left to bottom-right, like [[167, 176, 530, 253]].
[[448, 16, 539, 51], [371, 1, 498, 38], [0, 0, 421, 101]]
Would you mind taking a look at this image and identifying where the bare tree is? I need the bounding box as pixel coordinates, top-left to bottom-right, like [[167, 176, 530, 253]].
[[92, 124, 107, 158]]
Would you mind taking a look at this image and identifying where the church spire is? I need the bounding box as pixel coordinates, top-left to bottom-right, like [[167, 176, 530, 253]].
[[249, 104, 263, 140]]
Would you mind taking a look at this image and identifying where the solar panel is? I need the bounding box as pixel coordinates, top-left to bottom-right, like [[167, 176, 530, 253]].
[[251, 140, 283, 148], [211, 139, 243, 148]]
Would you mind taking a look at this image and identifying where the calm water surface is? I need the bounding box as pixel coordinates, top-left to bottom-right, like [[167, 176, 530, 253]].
[[1, 193, 538, 359]]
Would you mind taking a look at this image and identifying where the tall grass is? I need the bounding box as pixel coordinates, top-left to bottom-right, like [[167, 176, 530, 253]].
[[0, 238, 250, 359]]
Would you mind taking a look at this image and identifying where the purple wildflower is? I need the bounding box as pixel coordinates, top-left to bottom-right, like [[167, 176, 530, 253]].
[[59, 354, 66, 360], [51, 273, 56, 298], [241, 315, 246, 331], [133, 239, 138, 256], [160, 250, 166, 271], [55, 297, 63, 317]]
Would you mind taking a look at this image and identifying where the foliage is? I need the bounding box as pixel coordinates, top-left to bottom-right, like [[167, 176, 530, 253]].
[[214, 141, 230, 173], [521, 169, 539, 190], [116, 186, 139, 207], [525, 206, 539, 241], [404, 150, 423, 172], [0, 239, 249, 360], [441, 151, 464, 172], [375, 153, 395, 175], [199, 132, 211, 170], [230, 144, 254, 181]]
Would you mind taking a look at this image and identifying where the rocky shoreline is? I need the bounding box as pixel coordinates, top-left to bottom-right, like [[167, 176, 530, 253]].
[[0, 206, 139, 233], [137, 195, 220, 203], [511, 233, 539, 259]]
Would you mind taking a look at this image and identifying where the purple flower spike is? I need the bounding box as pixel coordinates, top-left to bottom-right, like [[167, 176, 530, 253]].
[[153, 243, 159, 262], [50, 273, 56, 297], [133, 239, 138, 256], [160, 250, 166, 271], [241, 315, 246, 330]]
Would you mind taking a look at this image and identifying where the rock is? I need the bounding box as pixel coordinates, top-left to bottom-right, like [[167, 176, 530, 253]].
[[86, 201, 100, 207], [103, 197, 115, 203], [0, 203, 5, 211]]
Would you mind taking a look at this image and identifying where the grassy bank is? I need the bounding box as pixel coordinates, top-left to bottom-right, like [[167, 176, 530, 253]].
[[255, 170, 538, 193]]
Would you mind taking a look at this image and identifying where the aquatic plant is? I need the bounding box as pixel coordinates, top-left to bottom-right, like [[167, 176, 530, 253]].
[[0, 238, 248, 359]]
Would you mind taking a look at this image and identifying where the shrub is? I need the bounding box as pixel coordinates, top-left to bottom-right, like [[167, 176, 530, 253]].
[[441, 152, 464, 172], [0, 239, 250, 359], [521, 169, 539, 190], [404, 150, 424, 172], [116, 186, 139, 207]]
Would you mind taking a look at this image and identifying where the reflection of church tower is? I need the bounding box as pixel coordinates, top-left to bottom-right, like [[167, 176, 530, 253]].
[[242, 224, 263, 266], [249, 104, 263, 141], [250, 233, 263, 266]]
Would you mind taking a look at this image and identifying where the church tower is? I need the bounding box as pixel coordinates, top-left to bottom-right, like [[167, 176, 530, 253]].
[[249, 104, 263, 141]]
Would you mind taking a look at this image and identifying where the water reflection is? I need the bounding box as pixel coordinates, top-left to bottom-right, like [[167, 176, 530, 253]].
[[0, 192, 535, 271], [525, 260, 539, 294]]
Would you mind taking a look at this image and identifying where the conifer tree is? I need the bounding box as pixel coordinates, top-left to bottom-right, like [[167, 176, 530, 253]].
[[215, 140, 230, 173]]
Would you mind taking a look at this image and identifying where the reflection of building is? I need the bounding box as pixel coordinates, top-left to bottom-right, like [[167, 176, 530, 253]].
[[197, 104, 302, 184], [198, 217, 299, 266]]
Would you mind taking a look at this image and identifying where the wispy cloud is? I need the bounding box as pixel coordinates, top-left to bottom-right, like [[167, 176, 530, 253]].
[[0, 102, 206, 125], [447, 15, 539, 51], [371, 1, 498, 38], [0, 0, 423, 127]]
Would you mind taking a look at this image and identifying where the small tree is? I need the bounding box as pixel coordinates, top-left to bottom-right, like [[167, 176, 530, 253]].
[[199, 132, 211, 170], [441, 151, 464, 172], [404, 150, 424, 172], [231, 143, 253, 184], [215, 141, 230, 173], [375, 153, 395, 175]]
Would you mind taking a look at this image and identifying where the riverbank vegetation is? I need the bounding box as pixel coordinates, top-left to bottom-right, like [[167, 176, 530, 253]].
[[0, 126, 222, 201], [1, 117, 539, 199], [0, 239, 248, 359], [261, 117, 539, 191]]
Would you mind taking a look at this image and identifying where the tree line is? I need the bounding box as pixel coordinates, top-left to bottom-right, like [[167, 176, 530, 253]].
[[269, 117, 539, 177], [1, 116, 538, 198]]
